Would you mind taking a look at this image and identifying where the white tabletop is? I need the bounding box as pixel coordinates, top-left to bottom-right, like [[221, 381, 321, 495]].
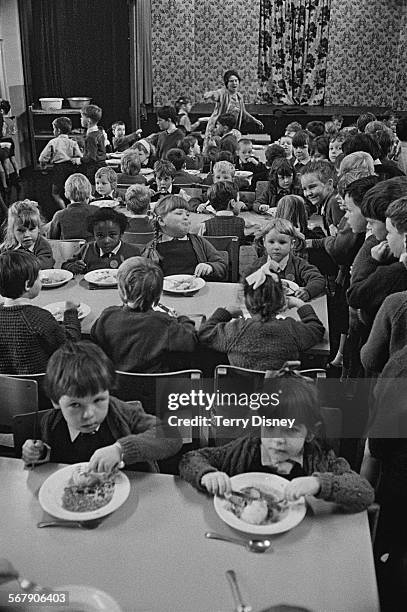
[[33, 280, 329, 355], [0, 458, 379, 612]]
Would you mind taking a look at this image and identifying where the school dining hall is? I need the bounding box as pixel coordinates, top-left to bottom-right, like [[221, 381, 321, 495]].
[[2, 0, 407, 610]]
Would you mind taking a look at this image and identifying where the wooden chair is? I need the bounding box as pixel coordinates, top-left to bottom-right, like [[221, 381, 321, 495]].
[[123, 231, 154, 248], [12, 409, 51, 458], [204, 235, 239, 282], [48, 239, 85, 268]]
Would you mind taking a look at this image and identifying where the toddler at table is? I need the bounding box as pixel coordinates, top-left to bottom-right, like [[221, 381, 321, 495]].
[[198, 181, 245, 245], [254, 218, 325, 301], [150, 159, 181, 203], [116, 150, 146, 186], [180, 134, 203, 170], [144, 194, 227, 280], [0, 250, 80, 374], [91, 257, 197, 373], [80, 104, 106, 183], [22, 341, 182, 471], [38, 116, 82, 210], [48, 173, 99, 240], [252, 159, 302, 213], [110, 120, 142, 152], [179, 373, 374, 513], [92, 166, 122, 203], [62, 207, 140, 274], [0, 199, 54, 269], [198, 263, 324, 370]]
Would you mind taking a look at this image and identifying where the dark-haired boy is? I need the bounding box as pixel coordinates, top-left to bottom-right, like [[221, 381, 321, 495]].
[[156, 106, 184, 159], [292, 130, 312, 173], [166, 148, 202, 187]]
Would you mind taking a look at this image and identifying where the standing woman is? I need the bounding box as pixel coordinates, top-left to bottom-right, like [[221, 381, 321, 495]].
[[203, 70, 264, 153]]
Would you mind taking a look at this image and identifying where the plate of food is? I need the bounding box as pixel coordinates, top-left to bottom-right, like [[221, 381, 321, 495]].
[[235, 171, 253, 180], [185, 169, 201, 175], [40, 269, 73, 288], [90, 199, 119, 208], [198, 116, 211, 122], [84, 269, 118, 286], [281, 279, 299, 296], [39, 463, 130, 521], [43, 302, 90, 322], [214, 472, 306, 535], [105, 159, 121, 166], [140, 167, 154, 175], [163, 274, 205, 294]]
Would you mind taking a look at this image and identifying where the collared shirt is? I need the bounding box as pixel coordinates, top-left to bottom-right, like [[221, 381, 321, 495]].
[[160, 234, 188, 243], [14, 243, 34, 253], [38, 134, 82, 165], [68, 424, 101, 442], [86, 125, 99, 135], [215, 210, 234, 217], [98, 241, 122, 258], [267, 254, 289, 273], [3, 297, 32, 307]]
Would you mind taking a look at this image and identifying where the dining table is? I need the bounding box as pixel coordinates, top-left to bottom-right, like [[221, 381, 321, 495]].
[[33, 280, 330, 356], [0, 458, 379, 612]]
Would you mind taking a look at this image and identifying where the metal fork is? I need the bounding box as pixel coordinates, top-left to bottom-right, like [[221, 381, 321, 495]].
[[225, 570, 252, 612]]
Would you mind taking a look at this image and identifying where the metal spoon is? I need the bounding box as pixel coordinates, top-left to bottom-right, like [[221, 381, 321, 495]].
[[37, 519, 101, 529], [225, 570, 252, 612], [205, 532, 272, 553]]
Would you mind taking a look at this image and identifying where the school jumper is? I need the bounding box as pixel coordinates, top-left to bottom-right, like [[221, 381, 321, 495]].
[[62, 241, 141, 273]]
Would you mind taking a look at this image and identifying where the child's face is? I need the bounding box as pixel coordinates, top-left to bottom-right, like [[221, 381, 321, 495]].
[[52, 123, 59, 137], [157, 116, 170, 131], [80, 114, 90, 128], [95, 175, 113, 197], [366, 218, 387, 241], [386, 217, 405, 258], [344, 194, 366, 234], [301, 172, 332, 207], [26, 272, 42, 299], [264, 229, 292, 263], [261, 423, 308, 462], [113, 125, 126, 138], [156, 176, 172, 192], [277, 173, 293, 190], [185, 102, 192, 113], [279, 136, 293, 157], [137, 148, 149, 165], [285, 129, 296, 139], [293, 144, 309, 162], [215, 122, 226, 137], [191, 141, 201, 156], [14, 223, 39, 249], [213, 168, 233, 183], [329, 140, 342, 163], [55, 389, 110, 434], [159, 208, 190, 237], [93, 220, 122, 254], [238, 143, 253, 162]]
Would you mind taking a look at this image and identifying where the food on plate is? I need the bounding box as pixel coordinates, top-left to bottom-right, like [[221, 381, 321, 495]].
[[91, 270, 117, 284], [224, 485, 288, 525], [281, 279, 296, 296], [62, 466, 116, 512], [169, 277, 196, 291], [41, 272, 68, 285], [50, 305, 84, 322]]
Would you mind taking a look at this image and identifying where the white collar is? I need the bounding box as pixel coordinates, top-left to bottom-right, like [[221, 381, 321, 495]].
[[14, 243, 34, 253], [68, 424, 101, 442], [261, 443, 304, 473], [3, 297, 32, 307], [160, 234, 188, 243], [216, 210, 234, 217], [99, 240, 122, 257], [267, 254, 290, 272], [87, 125, 99, 134]]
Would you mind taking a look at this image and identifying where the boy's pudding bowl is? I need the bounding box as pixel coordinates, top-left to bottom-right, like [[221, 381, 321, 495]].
[[40, 269, 73, 288], [163, 274, 205, 295]]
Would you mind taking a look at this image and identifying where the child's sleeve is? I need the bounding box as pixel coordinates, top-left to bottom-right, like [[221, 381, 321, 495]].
[[360, 295, 398, 373], [48, 212, 62, 239], [72, 140, 83, 159], [291, 305, 325, 351], [296, 258, 325, 298], [116, 402, 182, 464], [167, 316, 197, 352], [199, 237, 228, 280], [347, 262, 407, 315], [179, 443, 235, 491], [197, 221, 206, 236], [198, 309, 239, 353], [313, 450, 375, 512], [34, 238, 55, 270], [38, 140, 53, 164], [252, 186, 271, 213]]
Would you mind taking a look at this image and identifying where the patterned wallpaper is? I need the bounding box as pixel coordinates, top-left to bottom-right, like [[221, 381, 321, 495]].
[[151, 0, 407, 109]]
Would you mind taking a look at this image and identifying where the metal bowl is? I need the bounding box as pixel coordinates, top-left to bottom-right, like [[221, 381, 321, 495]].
[[66, 97, 92, 109]]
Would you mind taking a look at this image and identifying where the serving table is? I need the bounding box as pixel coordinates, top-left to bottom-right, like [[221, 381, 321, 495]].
[[0, 458, 379, 612]]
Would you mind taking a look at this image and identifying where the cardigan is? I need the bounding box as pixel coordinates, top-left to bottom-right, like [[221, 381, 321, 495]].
[[0, 305, 80, 374], [361, 291, 407, 374], [179, 436, 374, 513], [62, 240, 141, 273], [197, 305, 325, 370], [48, 202, 100, 240], [255, 253, 325, 299], [90, 307, 197, 373], [38, 396, 182, 468], [0, 236, 55, 270]]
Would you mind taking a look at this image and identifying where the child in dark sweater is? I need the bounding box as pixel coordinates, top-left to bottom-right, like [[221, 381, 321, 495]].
[[48, 173, 99, 240], [252, 159, 302, 213], [144, 195, 227, 280], [180, 374, 373, 513], [198, 262, 325, 370], [22, 341, 181, 470], [198, 181, 245, 244], [91, 257, 197, 373], [0, 250, 80, 374], [62, 207, 140, 274], [80, 104, 106, 183]]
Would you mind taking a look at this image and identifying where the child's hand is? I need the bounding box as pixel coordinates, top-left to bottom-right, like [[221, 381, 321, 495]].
[[201, 471, 232, 495], [284, 476, 320, 501], [22, 440, 45, 465], [286, 295, 305, 309], [294, 288, 310, 301], [329, 223, 338, 237], [254, 118, 264, 130], [371, 240, 390, 262], [225, 305, 243, 318], [67, 260, 87, 275], [88, 444, 122, 473], [258, 204, 270, 213], [194, 263, 213, 277], [196, 203, 208, 213]]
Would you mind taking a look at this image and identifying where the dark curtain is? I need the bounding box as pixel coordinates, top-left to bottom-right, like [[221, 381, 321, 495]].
[[27, 0, 130, 128]]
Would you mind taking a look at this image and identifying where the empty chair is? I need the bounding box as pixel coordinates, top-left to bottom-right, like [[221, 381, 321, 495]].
[[0, 375, 40, 455], [13, 409, 50, 458], [204, 235, 239, 282], [48, 239, 85, 268]]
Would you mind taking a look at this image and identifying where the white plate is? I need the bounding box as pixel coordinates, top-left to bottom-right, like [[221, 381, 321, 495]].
[[281, 279, 299, 295], [39, 463, 130, 521], [40, 269, 73, 288], [105, 159, 120, 166], [84, 268, 118, 286], [185, 169, 201, 175], [91, 199, 119, 208], [140, 167, 154, 175], [163, 274, 205, 294], [214, 472, 306, 535], [110, 153, 123, 159], [54, 585, 123, 612], [235, 171, 253, 179], [43, 301, 90, 322], [198, 116, 211, 122]]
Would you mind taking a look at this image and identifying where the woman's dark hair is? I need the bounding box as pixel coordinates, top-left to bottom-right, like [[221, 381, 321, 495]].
[[88, 207, 128, 234], [360, 176, 407, 222], [223, 70, 240, 86], [243, 272, 285, 322], [0, 250, 40, 299], [396, 116, 407, 141], [45, 341, 116, 403]]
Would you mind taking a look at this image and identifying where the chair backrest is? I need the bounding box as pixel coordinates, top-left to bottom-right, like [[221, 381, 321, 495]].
[[13, 409, 51, 457], [0, 375, 39, 432], [48, 239, 86, 269], [123, 231, 154, 246], [204, 235, 239, 282], [239, 191, 255, 206]]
